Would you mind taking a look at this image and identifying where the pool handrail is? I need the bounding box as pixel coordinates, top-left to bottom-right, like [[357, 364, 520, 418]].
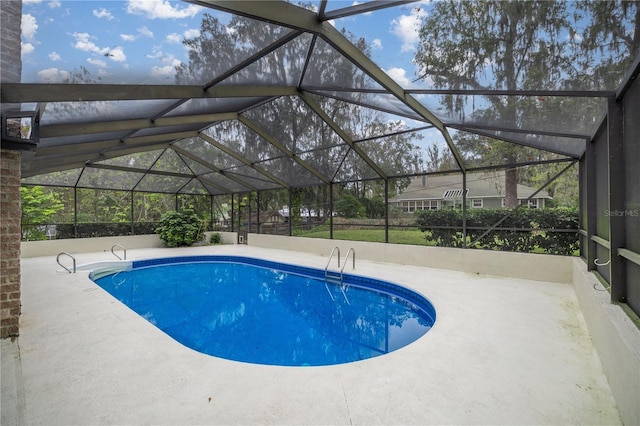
[[111, 244, 127, 260], [324, 247, 355, 305], [56, 252, 76, 274], [341, 248, 355, 274], [326, 246, 340, 270]]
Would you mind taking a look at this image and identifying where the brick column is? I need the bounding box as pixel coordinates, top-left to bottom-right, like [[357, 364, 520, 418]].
[[1, 0, 24, 338], [1, 1, 23, 83], [1, 150, 22, 338]]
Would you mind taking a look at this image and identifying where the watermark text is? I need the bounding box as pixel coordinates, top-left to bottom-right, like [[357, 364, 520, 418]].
[[604, 209, 639, 217]]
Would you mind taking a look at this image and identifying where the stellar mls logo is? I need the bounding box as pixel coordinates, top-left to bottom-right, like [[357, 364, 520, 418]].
[[604, 209, 639, 217]]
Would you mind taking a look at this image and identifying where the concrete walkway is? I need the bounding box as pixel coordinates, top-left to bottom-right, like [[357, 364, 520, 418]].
[[3, 245, 620, 425]]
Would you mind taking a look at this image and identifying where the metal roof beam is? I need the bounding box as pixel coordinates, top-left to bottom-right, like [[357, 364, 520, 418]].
[[321, 1, 418, 21], [198, 132, 290, 189], [453, 126, 584, 159], [87, 162, 193, 179], [316, 22, 466, 171], [172, 145, 257, 192], [40, 112, 238, 139], [1, 83, 298, 103], [305, 89, 425, 122], [34, 131, 195, 160], [407, 89, 614, 97], [449, 123, 590, 140], [300, 91, 387, 179], [24, 142, 173, 177], [203, 29, 302, 90], [293, 86, 615, 98], [185, 1, 319, 32], [238, 116, 332, 185], [194, 175, 236, 195]]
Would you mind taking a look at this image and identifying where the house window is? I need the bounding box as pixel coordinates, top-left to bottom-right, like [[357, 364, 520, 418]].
[[472, 199, 483, 208], [518, 199, 540, 208], [426, 200, 438, 210], [403, 201, 417, 212]]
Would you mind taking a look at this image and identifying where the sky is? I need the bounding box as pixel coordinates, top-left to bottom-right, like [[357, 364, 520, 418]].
[[20, 0, 431, 87]]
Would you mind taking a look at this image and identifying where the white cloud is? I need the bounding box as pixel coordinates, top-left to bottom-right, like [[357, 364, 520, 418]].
[[150, 58, 181, 81], [166, 33, 182, 44], [48, 0, 61, 8], [87, 57, 107, 68], [138, 26, 154, 38], [93, 8, 114, 20], [390, 7, 426, 52], [147, 50, 163, 61], [37, 67, 70, 82], [183, 28, 200, 39], [126, 0, 201, 19], [22, 14, 38, 41], [385, 67, 415, 88], [48, 51, 61, 61], [71, 33, 126, 62], [371, 38, 382, 50], [121, 26, 154, 42], [166, 28, 199, 45], [71, 32, 106, 55], [107, 47, 127, 62], [21, 42, 35, 56], [147, 48, 177, 64], [23, 0, 42, 4]]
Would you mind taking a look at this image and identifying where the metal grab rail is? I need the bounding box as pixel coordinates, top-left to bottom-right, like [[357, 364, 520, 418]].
[[341, 248, 355, 275], [56, 252, 76, 273], [324, 247, 341, 301], [325, 246, 340, 271], [324, 247, 355, 305], [111, 244, 127, 260]]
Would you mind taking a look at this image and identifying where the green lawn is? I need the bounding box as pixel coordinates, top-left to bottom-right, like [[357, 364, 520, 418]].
[[295, 228, 433, 245]]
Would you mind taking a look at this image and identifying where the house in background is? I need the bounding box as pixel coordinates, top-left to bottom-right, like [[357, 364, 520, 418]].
[[389, 172, 551, 213]]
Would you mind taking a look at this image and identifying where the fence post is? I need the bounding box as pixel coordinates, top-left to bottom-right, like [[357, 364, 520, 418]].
[[329, 183, 334, 240], [74, 187, 78, 238], [384, 179, 389, 243], [462, 171, 467, 248], [608, 96, 626, 304]]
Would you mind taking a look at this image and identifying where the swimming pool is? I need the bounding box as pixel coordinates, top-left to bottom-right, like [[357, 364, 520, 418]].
[[91, 255, 436, 366]]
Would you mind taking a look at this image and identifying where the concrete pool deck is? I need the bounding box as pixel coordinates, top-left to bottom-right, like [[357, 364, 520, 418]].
[[3, 245, 621, 425]]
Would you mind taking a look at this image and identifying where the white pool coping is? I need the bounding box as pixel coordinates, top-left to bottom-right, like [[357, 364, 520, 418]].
[[4, 245, 621, 425]]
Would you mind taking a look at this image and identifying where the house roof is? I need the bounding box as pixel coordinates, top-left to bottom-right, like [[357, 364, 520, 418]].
[[389, 172, 551, 202]]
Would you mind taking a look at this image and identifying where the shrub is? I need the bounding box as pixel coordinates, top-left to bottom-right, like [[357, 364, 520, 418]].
[[210, 232, 222, 244], [414, 208, 578, 255], [155, 209, 202, 247], [335, 194, 366, 218]]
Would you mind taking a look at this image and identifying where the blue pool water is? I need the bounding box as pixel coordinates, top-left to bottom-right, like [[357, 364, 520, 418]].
[[92, 256, 436, 366]]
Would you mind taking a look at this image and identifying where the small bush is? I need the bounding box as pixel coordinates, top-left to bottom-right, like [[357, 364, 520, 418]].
[[210, 232, 222, 244], [155, 209, 202, 247], [335, 194, 366, 218]]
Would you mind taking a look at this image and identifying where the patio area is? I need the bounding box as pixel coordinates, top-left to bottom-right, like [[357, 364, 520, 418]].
[[2, 244, 620, 425]]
